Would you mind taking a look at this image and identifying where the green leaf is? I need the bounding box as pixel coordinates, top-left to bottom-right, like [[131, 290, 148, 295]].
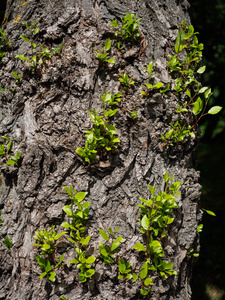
[[193, 253, 199, 257], [82, 235, 91, 246], [67, 238, 77, 244], [202, 209, 216, 216], [42, 244, 51, 250], [4, 236, 12, 249], [49, 271, 56, 282], [197, 224, 203, 233], [153, 82, 163, 89], [15, 55, 31, 63], [40, 271, 47, 279], [165, 129, 173, 139], [132, 273, 138, 282], [55, 231, 67, 240], [86, 256, 96, 264], [6, 160, 16, 165], [20, 35, 30, 43], [140, 262, 148, 279], [112, 138, 120, 143], [85, 268, 95, 277], [99, 229, 109, 241], [83, 201, 90, 209], [62, 205, 73, 216], [104, 38, 111, 51], [110, 20, 119, 27], [144, 277, 153, 286], [140, 289, 149, 296], [199, 86, 208, 94], [147, 61, 153, 74], [197, 66, 206, 74], [141, 91, 147, 96], [70, 259, 79, 264], [33, 28, 39, 35], [141, 215, 149, 230], [106, 58, 115, 64], [107, 227, 113, 234], [99, 243, 109, 257], [111, 237, 124, 252], [208, 106, 222, 115], [133, 243, 145, 252], [192, 97, 203, 115], [204, 88, 212, 99], [76, 147, 86, 157], [144, 83, 153, 89], [75, 192, 87, 202], [186, 89, 191, 98], [59, 255, 64, 261], [61, 222, 71, 228]]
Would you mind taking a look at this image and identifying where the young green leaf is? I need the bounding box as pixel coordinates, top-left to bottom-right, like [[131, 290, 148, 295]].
[[20, 35, 30, 43], [147, 62, 153, 74], [75, 191, 88, 202], [110, 20, 119, 27], [104, 38, 111, 51], [62, 205, 73, 216], [85, 269, 95, 277], [144, 277, 153, 286], [202, 209, 216, 216], [197, 66, 206, 74], [111, 237, 124, 252], [133, 243, 145, 252], [197, 224, 203, 233], [141, 215, 149, 230], [99, 229, 109, 241], [208, 106, 222, 115], [85, 256, 96, 264], [140, 262, 148, 279], [15, 55, 31, 63]]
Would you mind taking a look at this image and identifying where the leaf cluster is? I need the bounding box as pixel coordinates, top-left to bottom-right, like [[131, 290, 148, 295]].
[[61, 186, 95, 282], [141, 62, 166, 97], [161, 121, 195, 146], [101, 91, 121, 107], [33, 225, 66, 281], [118, 258, 138, 282], [0, 136, 21, 166], [12, 71, 21, 84], [132, 172, 180, 295], [93, 38, 115, 64], [4, 236, 12, 251], [0, 28, 10, 64], [99, 227, 124, 264], [111, 14, 141, 47], [76, 107, 120, 164], [163, 20, 222, 145], [119, 73, 135, 91], [16, 20, 63, 70], [35, 254, 64, 282], [33, 225, 67, 256]]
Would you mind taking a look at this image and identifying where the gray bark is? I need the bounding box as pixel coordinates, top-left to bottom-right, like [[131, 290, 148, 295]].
[[0, 0, 201, 299]]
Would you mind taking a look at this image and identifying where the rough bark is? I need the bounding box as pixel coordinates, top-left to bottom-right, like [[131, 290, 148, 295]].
[[0, 0, 202, 299]]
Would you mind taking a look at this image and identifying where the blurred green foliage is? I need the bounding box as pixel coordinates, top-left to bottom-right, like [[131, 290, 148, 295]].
[[189, 1, 225, 299], [189, 0, 225, 141]]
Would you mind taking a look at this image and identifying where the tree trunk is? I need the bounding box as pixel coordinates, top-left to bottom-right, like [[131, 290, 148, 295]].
[[0, 0, 202, 299]]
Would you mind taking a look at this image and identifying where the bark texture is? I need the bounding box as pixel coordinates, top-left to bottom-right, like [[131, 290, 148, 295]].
[[0, 0, 202, 299]]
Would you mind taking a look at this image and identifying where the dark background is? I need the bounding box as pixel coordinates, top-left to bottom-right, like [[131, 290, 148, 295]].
[[1, 0, 225, 299], [189, 1, 225, 299]]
